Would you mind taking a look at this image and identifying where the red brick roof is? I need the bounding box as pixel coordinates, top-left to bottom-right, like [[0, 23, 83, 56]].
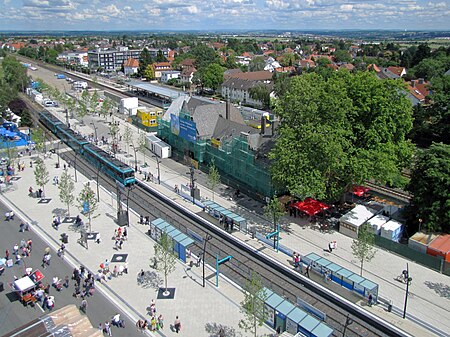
[[387, 66, 406, 76], [228, 70, 273, 81], [407, 79, 429, 102], [367, 64, 381, 72]]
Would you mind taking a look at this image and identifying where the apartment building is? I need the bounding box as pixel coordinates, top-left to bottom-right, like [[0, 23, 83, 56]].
[[88, 47, 142, 71]]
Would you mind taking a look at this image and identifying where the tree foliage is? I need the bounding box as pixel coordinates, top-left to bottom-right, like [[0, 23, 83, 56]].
[[34, 158, 49, 197], [77, 183, 98, 233], [77, 90, 90, 120], [144, 64, 155, 80], [249, 84, 270, 108], [351, 223, 377, 276], [59, 170, 75, 216], [1, 56, 28, 93], [207, 158, 220, 201], [154, 231, 177, 293], [32, 128, 46, 154], [238, 271, 268, 337], [200, 63, 225, 90], [269, 71, 414, 202], [406, 143, 450, 233]]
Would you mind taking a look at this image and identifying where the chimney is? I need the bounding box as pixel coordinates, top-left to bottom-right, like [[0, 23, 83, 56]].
[[418, 78, 424, 85], [226, 100, 230, 120], [411, 80, 416, 88], [260, 116, 266, 135]]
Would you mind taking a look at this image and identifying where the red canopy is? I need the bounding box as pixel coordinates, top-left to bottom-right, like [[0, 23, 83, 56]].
[[291, 198, 330, 216], [353, 185, 370, 197]]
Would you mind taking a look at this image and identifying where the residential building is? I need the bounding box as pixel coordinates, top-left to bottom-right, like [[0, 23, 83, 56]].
[[179, 67, 197, 84], [124, 58, 139, 75], [221, 71, 273, 108], [406, 78, 429, 106], [144, 47, 171, 58], [88, 47, 142, 72], [161, 70, 181, 83], [264, 57, 282, 72], [152, 62, 172, 79], [57, 50, 89, 67]]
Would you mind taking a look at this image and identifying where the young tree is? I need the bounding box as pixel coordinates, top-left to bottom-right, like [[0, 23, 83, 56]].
[[201, 63, 225, 91], [34, 158, 49, 198], [77, 89, 90, 122], [154, 231, 177, 296], [31, 128, 46, 155], [58, 170, 75, 216], [138, 132, 147, 166], [77, 183, 98, 233], [249, 84, 270, 109], [123, 125, 133, 153], [109, 121, 120, 154], [207, 158, 220, 201], [264, 196, 285, 248], [90, 89, 100, 116], [100, 97, 113, 121], [351, 223, 377, 276], [238, 271, 268, 337]]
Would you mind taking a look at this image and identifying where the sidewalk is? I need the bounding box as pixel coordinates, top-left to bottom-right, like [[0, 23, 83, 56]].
[[0, 154, 273, 337]]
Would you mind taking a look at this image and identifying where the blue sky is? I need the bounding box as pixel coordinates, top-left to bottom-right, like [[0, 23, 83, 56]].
[[0, 0, 449, 31]]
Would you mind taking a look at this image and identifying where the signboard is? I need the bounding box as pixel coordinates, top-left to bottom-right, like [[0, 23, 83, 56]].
[[171, 114, 197, 143], [265, 303, 275, 328], [296, 297, 326, 321], [286, 318, 297, 335]]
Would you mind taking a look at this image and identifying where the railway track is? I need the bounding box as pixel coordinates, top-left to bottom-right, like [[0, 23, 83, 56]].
[[57, 147, 408, 337]]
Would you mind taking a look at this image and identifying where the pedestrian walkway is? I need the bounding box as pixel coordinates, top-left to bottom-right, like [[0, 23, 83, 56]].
[[0, 154, 273, 337], [43, 101, 450, 337]]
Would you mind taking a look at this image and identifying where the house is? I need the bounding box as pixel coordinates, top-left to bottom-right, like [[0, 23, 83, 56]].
[[161, 70, 181, 83], [179, 59, 196, 71], [377, 67, 401, 79], [123, 57, 139, 75], [221, 71, 273, 108], [179, 67, 197, 84], [297, 59, 316, 69], [6, 42, 25, 52], [406, 78, 429, 106], [264, 57, 282, 72], [367, 64, 381, 73], [57, 50, 89, 67], [88, 47, 141, 71], [387, 66, 407, 77], [339, 63, 355, 71], [152, 62, 172, 79], [224, 69, 242, 80]]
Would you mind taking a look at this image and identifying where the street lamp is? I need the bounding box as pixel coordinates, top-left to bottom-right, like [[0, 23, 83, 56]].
[[202, 234, 212, 288], [402, 263, 412, 319], [419, 218, 423, 233], [56, 141, 61, 168], [152, 154, 161, 184], [130, 144, 138, 172], [90, 122, 98, 144], [186, 166, 196, 204]]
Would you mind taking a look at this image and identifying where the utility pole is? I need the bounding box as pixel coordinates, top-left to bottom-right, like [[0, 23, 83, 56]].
[[202, 234, 212, 288], [188, 166, 196, 204], [403, 263, 412, 319]]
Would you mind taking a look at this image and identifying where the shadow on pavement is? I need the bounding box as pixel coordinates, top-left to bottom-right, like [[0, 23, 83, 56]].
[[205, 322, 240, 337], [424, 281, 450, 299]]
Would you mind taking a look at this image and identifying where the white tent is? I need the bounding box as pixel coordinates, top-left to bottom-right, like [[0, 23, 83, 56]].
[[339, 205, 377, 238], [367, 214, 390, 235]]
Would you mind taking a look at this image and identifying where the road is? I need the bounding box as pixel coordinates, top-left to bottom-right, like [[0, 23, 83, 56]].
[[0, 201, 142, 336]]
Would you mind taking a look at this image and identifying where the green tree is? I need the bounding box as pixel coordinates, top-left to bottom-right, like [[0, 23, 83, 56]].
[[77, 182, 98, 233], [138, 47, 153, 76], [238, 271, 268, 337], [34, 158, 49, 198], [201, 63, 225, 91], [58, 170, 75, 216], [144, 64, 155, 80], [90, 90, 100, 116], [123, 125, 133, 153], [156, 50, 166, 62], [207, 159, 220, 201], [279, 53, 296, 67], [154, 231, 177, 295], [333, 50, 352, 63], [406, 143, 450, 233], [77, 89, 90, 121], [1, 56, 28, 93], [249, 84, 270, 108], [351, 223, 377, 276], [32, 128, 46, 154], [249, 57, 265, 72], [264, 196, 285, 248], [269, 71, 414, 202], [100, 97, 114, 121], [138, 132, 147, 166], [109, 121, 120, 154]]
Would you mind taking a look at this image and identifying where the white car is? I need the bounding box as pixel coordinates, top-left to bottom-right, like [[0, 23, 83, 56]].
[[43, 100, 58, 107]]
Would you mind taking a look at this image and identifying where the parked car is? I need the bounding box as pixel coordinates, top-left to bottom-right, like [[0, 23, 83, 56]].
[[43, 100, 58, 107]]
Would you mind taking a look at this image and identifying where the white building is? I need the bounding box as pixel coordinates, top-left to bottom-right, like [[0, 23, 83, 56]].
[[160, 70, 181, 83]]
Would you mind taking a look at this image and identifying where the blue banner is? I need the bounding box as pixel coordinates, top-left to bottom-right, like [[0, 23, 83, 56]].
[[171, 114, 196, 143]]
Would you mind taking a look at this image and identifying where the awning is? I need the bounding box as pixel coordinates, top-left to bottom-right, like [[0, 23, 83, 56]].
[[353, 185, 370, 197], [291, 198, 329, 216]]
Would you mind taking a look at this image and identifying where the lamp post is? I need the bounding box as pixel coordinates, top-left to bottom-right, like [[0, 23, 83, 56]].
[[186, 166, 196, 204], [403, 263, 412, 319], [202, 234, 212, 288], [90, 122, 98, 144], [56, 141, 61, 168], [418, 218, 423, 233], [152, 154, 161, 184], [130, 144, 138, 172]]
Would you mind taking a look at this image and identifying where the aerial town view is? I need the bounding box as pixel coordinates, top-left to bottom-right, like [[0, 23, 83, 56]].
[[0, 1, 449, 337]]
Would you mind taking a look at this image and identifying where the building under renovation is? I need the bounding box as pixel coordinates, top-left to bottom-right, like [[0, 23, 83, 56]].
[[158, 96, 275, 200]]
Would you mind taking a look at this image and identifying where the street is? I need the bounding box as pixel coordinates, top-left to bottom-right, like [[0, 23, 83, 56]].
[[0, 201, 143, 336]]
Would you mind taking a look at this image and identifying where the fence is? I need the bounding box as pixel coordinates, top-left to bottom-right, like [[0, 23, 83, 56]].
[[374, 235, 449, 274]]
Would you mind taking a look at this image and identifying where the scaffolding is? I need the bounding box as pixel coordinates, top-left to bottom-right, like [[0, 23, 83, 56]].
[[158, 118, 274, 200]]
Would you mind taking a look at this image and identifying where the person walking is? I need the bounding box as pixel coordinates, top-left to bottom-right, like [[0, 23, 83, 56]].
[[328, 242, 333, 253], [174, 316, 181, 333], [368, 293, 373, 307], [157, 314, 164, 330], [104, 321, 112, 336], [5, 249, 9, 260]]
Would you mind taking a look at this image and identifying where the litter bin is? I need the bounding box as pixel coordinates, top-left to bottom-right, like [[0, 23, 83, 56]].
[[387, 301, 392, 312], [0, 282, 4, 292]]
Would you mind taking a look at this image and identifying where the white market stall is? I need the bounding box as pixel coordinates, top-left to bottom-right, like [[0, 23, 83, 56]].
[[339, 205, 377, 238], [366, 214, 389, 235]]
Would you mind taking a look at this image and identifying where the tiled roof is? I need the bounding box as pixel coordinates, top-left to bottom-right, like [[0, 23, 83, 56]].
[[222, 77, 272, 91], [227, 70, 273, 81], [388, 66, 406, 76], [407, 79, 429, 102], [367, 64, 381, 72], [124, 57, 139, 68]]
